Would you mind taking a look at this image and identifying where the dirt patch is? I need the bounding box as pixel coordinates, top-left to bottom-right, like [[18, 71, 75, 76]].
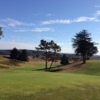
[[59, 61, 83, 72], [0, 65, 9, 69]]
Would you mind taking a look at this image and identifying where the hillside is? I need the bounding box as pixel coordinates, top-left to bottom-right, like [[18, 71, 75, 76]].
[[0, 56, 100, 100]]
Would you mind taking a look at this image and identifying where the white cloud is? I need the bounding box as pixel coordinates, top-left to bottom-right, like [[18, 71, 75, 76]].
[[74, 16, 98, 22], [1, 18, 35, 27], [14, 29, 29, 32], [0, 41, 74, 53], [31, 28, 54, 32], [61, 46, 74, 53], [0, 41, 36, 50], [46, 13, 53, 17], [95, 10, 100, 16], [42, 17, 98, 25], [56, 42, 74, 53], [42, 19, 72, 25], [42, 11, 100, 25], [14, 27, 54, 33], [0, 23, 6, 27], [95, 5, 100, 8], [43, 37, 57, 41]]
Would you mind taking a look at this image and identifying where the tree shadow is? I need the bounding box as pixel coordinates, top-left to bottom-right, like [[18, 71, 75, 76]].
[[48, 68, 63, 72], [63, 61, 84, 71], [33, 64, 68, 72], [72, 62, 83, 68], [33, 61, 84, 72]]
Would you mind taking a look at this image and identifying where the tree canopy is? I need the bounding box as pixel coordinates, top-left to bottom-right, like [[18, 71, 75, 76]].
[[10, 48, 28, 61], [60, 54, 69, 65], [36, 40, 61, 71], [10, 48, 19, 59], [72, 30, 98, 63], [0, 27, 3, 39]]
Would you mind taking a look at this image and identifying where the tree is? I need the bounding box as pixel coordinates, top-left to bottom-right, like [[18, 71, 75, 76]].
[[0, 27, 3, 39], [10, 48, 19, 59], [60, 54, 69, 65], [49, 40, 61, 69], [21, 50, 28, 61], [36, 40, 61, 71], [10, 48, 28, 61], [87, 42, 98, 59], [72, 30, 98, 63]]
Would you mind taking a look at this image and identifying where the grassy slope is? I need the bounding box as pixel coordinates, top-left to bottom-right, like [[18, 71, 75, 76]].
[[66, 60, 100, 76], [0, 56, 100, 100]]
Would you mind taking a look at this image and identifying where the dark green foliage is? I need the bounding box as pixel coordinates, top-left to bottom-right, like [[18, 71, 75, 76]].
[[72, 30, 98, 63], [10, 48, 28, 61], [60, 54, 69, 65], [0, 27, 3, 39], [21, 50, 28, 61], [10, 48, 19, 59], [86, 42, 98, 59], [36, 40, 61, 71]]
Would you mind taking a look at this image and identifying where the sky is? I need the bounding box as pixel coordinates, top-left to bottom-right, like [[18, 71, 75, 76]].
[[0, 0, 100, 54]]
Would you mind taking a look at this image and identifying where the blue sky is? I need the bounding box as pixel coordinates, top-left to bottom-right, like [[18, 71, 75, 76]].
[[0, 0, 100, 54]]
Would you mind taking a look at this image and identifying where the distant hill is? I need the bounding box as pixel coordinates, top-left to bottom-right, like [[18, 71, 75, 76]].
[[0, 49, 43, 56], [0, 49, 75, 56], [0, 49, 99, 59]]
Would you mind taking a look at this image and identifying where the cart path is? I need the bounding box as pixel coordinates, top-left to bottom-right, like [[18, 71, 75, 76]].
[[58, 61, 83, 72]]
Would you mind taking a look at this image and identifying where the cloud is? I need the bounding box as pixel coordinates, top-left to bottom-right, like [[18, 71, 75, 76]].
[[1, 18, 35, 27], [0, 23, 6, 27], [95, 5, 100, 8], [15, 27, 55, 32], [14, 29, 29, 32], [42, 19, 72, 25], [96, 46, 100, 55], [0, 41, 36, 50], [42, 16, 99, 25], [0, 41, 74, 53], [95, 10, 100, 16], [61, 46, 74, 53], [74, 16, 98, 22], [56, 42, 74, 53], [31, 28, 54, 32], [43, 37, 57, 41], [42, 11, 100, 25], [46, 13, 53, 17]]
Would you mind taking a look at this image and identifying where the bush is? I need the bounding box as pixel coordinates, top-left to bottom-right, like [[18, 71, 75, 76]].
[[10, 48, 28, 61], [60, 54, 69, 65], [10, 48, 19, 59]]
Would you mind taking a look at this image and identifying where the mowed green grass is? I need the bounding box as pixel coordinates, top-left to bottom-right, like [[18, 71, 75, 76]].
[[0, 57, 100, 100], [66, 60, 100, 76]]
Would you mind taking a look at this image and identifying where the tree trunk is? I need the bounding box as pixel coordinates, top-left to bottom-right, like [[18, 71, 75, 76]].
[[49, 60, 54, 69], [49, 52, 56, 69], [83, 55, 86, 64], [45, 51, 48, 71]]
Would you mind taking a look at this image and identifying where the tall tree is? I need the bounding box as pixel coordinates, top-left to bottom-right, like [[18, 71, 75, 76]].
[[60, 54, 69, 65], [36, 40, 61, 71], [72, 30, 98, 63], [0, 27, 3, 39], [10, 48, 19, 59], [49, 40, 61, 69], [87, 42, 98, 59], [21, 50, 28, 61]]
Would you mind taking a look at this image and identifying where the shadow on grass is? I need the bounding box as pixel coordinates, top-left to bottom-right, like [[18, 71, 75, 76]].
[[33, 61, 84, 72], [33, 68, 63, 72], [33, 65, 65, 72], [72, 63, 83, 68]]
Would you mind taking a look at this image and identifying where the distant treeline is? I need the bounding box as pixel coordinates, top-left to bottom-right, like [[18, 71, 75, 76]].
[[0, 49, 43, 56], [0, 49, 75, 57]]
